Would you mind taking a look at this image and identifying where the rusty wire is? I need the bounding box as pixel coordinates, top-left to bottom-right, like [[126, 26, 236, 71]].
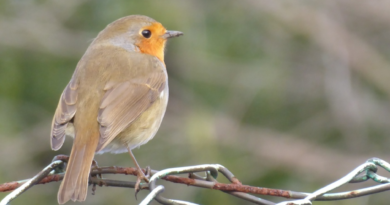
[[277, 158, 390, 205], [1, 156, 390, 204], [0, 159, 64, 205]]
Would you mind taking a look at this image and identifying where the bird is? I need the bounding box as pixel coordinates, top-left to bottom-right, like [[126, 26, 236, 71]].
[[50, 15, 183, 204]]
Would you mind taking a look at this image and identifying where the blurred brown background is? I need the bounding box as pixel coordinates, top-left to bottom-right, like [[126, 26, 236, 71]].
[[1, 0, 390, 204]]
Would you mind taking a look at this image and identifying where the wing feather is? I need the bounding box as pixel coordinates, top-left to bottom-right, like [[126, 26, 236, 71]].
[[50, 78, 78, 150], [96, 71, 166, 152]]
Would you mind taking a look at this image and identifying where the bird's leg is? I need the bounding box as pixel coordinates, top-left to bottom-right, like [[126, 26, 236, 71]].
[[90, 159, 101, 195], [91, 159, 100, 175], [127, 147, 149, 196]]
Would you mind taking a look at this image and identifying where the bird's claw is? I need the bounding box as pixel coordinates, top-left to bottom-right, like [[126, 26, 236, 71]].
[[90, 159, 101, 195], [134, 167, 150, 199]]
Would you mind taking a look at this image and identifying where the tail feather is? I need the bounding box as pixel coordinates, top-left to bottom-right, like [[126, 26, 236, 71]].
[[58, 130, 98, 204]]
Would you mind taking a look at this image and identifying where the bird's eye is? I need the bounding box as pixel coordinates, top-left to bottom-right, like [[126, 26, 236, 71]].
[[141, 30, 152, 38]]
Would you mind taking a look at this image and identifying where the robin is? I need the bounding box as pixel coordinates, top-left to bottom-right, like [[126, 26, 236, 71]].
[[50, 15, 183, 204]]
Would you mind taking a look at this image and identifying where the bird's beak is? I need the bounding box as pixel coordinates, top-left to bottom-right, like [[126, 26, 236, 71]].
[[162, 30, 183, 39]]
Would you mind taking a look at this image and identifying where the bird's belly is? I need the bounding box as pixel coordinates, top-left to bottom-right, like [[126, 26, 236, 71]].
[[97, 88, 168, 154]]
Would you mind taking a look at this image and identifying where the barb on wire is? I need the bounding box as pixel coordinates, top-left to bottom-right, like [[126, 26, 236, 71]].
[[0, 160, 64, 205], [146, 164, 275, 205], [2, 156, 390, 205], [276, 158, 390, 205]]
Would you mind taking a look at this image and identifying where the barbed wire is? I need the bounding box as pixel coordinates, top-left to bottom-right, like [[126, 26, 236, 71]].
[[0, 156, 389, 205]]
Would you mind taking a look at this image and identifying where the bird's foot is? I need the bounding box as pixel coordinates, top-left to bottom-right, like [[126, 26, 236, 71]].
[[134, 166, 151, 199], [90, 159, 101, 195]]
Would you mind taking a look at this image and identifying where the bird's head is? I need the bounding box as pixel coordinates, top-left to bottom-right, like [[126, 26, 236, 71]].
[[94, 15, 183, 62]]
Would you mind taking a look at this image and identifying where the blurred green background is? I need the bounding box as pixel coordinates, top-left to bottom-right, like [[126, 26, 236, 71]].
[[1, 0, 390, 204]]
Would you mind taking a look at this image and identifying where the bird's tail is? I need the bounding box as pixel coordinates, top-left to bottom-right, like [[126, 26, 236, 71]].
[[57, 129, 99, 204]]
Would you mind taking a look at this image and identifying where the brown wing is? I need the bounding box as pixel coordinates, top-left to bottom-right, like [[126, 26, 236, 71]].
[[96, 70, 166, 152], [50, 77, 78, 151]]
